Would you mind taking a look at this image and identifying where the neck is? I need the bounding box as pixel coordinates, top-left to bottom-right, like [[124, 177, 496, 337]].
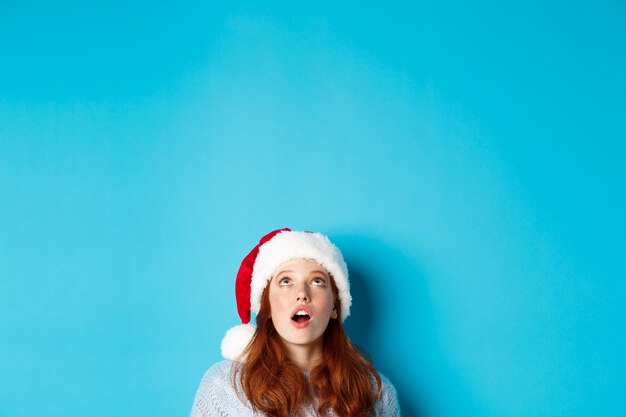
[[282, 337, 324, 371]]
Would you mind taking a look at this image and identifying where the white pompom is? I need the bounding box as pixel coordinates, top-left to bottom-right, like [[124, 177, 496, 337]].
[[220, 323, 256, 361]]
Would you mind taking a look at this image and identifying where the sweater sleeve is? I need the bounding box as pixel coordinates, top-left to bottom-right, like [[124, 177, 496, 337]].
[[190, 362, 227, 417], [376, 372, 401, 417], [190, 360, 257, 417]]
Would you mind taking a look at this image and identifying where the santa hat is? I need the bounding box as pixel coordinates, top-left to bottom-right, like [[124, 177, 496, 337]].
[[221, 228, 351, 361]]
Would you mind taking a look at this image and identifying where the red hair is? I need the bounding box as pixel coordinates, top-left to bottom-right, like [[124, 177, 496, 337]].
[[234, 277, 382, 417]]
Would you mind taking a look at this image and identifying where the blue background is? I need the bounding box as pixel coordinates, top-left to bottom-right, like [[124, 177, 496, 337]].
[[1, 1, 625, 416]]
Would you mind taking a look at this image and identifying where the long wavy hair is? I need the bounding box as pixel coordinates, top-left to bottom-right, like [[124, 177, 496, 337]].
[[233, 276, 382, 417]]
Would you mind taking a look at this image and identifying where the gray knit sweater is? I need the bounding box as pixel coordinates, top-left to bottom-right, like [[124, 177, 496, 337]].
[[190, 360, 400, 416]]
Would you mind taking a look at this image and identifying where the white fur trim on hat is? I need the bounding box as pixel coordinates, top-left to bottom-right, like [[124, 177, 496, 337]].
[[250, 230, 351, 320], [221, 323, 256, 361]]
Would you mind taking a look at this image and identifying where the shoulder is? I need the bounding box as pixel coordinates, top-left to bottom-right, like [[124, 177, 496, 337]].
[[374, 371, 401, 416], [190, 360, 257, 417], [201, 360, 236, 384]]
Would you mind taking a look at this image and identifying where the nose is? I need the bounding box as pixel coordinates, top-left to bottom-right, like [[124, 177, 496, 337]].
[[296, 282, 310, 302]]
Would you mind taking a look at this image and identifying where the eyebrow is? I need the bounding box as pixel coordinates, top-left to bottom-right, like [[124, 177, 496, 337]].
[[275, 269, 328, 276]]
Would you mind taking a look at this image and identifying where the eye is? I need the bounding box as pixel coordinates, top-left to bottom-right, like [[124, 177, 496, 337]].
[[312, 277, 326, 286], [278, 277, 291, 286]]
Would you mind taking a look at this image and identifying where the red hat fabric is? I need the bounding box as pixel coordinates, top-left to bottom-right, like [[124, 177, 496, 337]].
[[235, 228, 290, 324]]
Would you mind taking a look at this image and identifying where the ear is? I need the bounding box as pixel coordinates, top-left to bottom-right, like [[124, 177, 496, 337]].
[[330, 306, 338, 320]]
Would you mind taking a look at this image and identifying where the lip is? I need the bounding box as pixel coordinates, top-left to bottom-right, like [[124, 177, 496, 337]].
[[290, 304, 313, 328]]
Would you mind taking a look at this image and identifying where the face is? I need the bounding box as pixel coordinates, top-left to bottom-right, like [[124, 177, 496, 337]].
[[268, 258, 338, 350]]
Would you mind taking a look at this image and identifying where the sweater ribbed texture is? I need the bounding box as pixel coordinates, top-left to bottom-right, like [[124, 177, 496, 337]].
[[190, 360, 400, 417]]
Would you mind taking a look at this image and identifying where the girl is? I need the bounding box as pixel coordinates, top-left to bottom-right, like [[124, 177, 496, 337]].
[[190, 228, 400, 416]]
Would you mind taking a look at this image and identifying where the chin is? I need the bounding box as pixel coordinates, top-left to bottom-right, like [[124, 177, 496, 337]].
[[281, 332, 324, 347]]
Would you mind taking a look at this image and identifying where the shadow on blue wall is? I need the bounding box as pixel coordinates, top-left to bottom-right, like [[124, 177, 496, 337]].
[[335, 234, 433, 417]]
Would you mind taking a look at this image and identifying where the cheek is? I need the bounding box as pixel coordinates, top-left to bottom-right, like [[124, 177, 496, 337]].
[[317, 290, 335, 313], [268, 292, 288, 317]]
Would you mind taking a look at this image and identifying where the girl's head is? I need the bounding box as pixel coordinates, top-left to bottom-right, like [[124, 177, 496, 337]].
[[221, 228, 351, 361], [265, 258, 338, 352]]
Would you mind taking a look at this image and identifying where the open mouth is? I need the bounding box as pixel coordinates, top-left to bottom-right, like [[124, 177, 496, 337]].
[[291, 310, 311, 323]]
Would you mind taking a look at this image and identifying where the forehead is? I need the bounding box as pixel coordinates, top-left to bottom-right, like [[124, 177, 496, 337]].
[[273, 258, 328, 275]]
